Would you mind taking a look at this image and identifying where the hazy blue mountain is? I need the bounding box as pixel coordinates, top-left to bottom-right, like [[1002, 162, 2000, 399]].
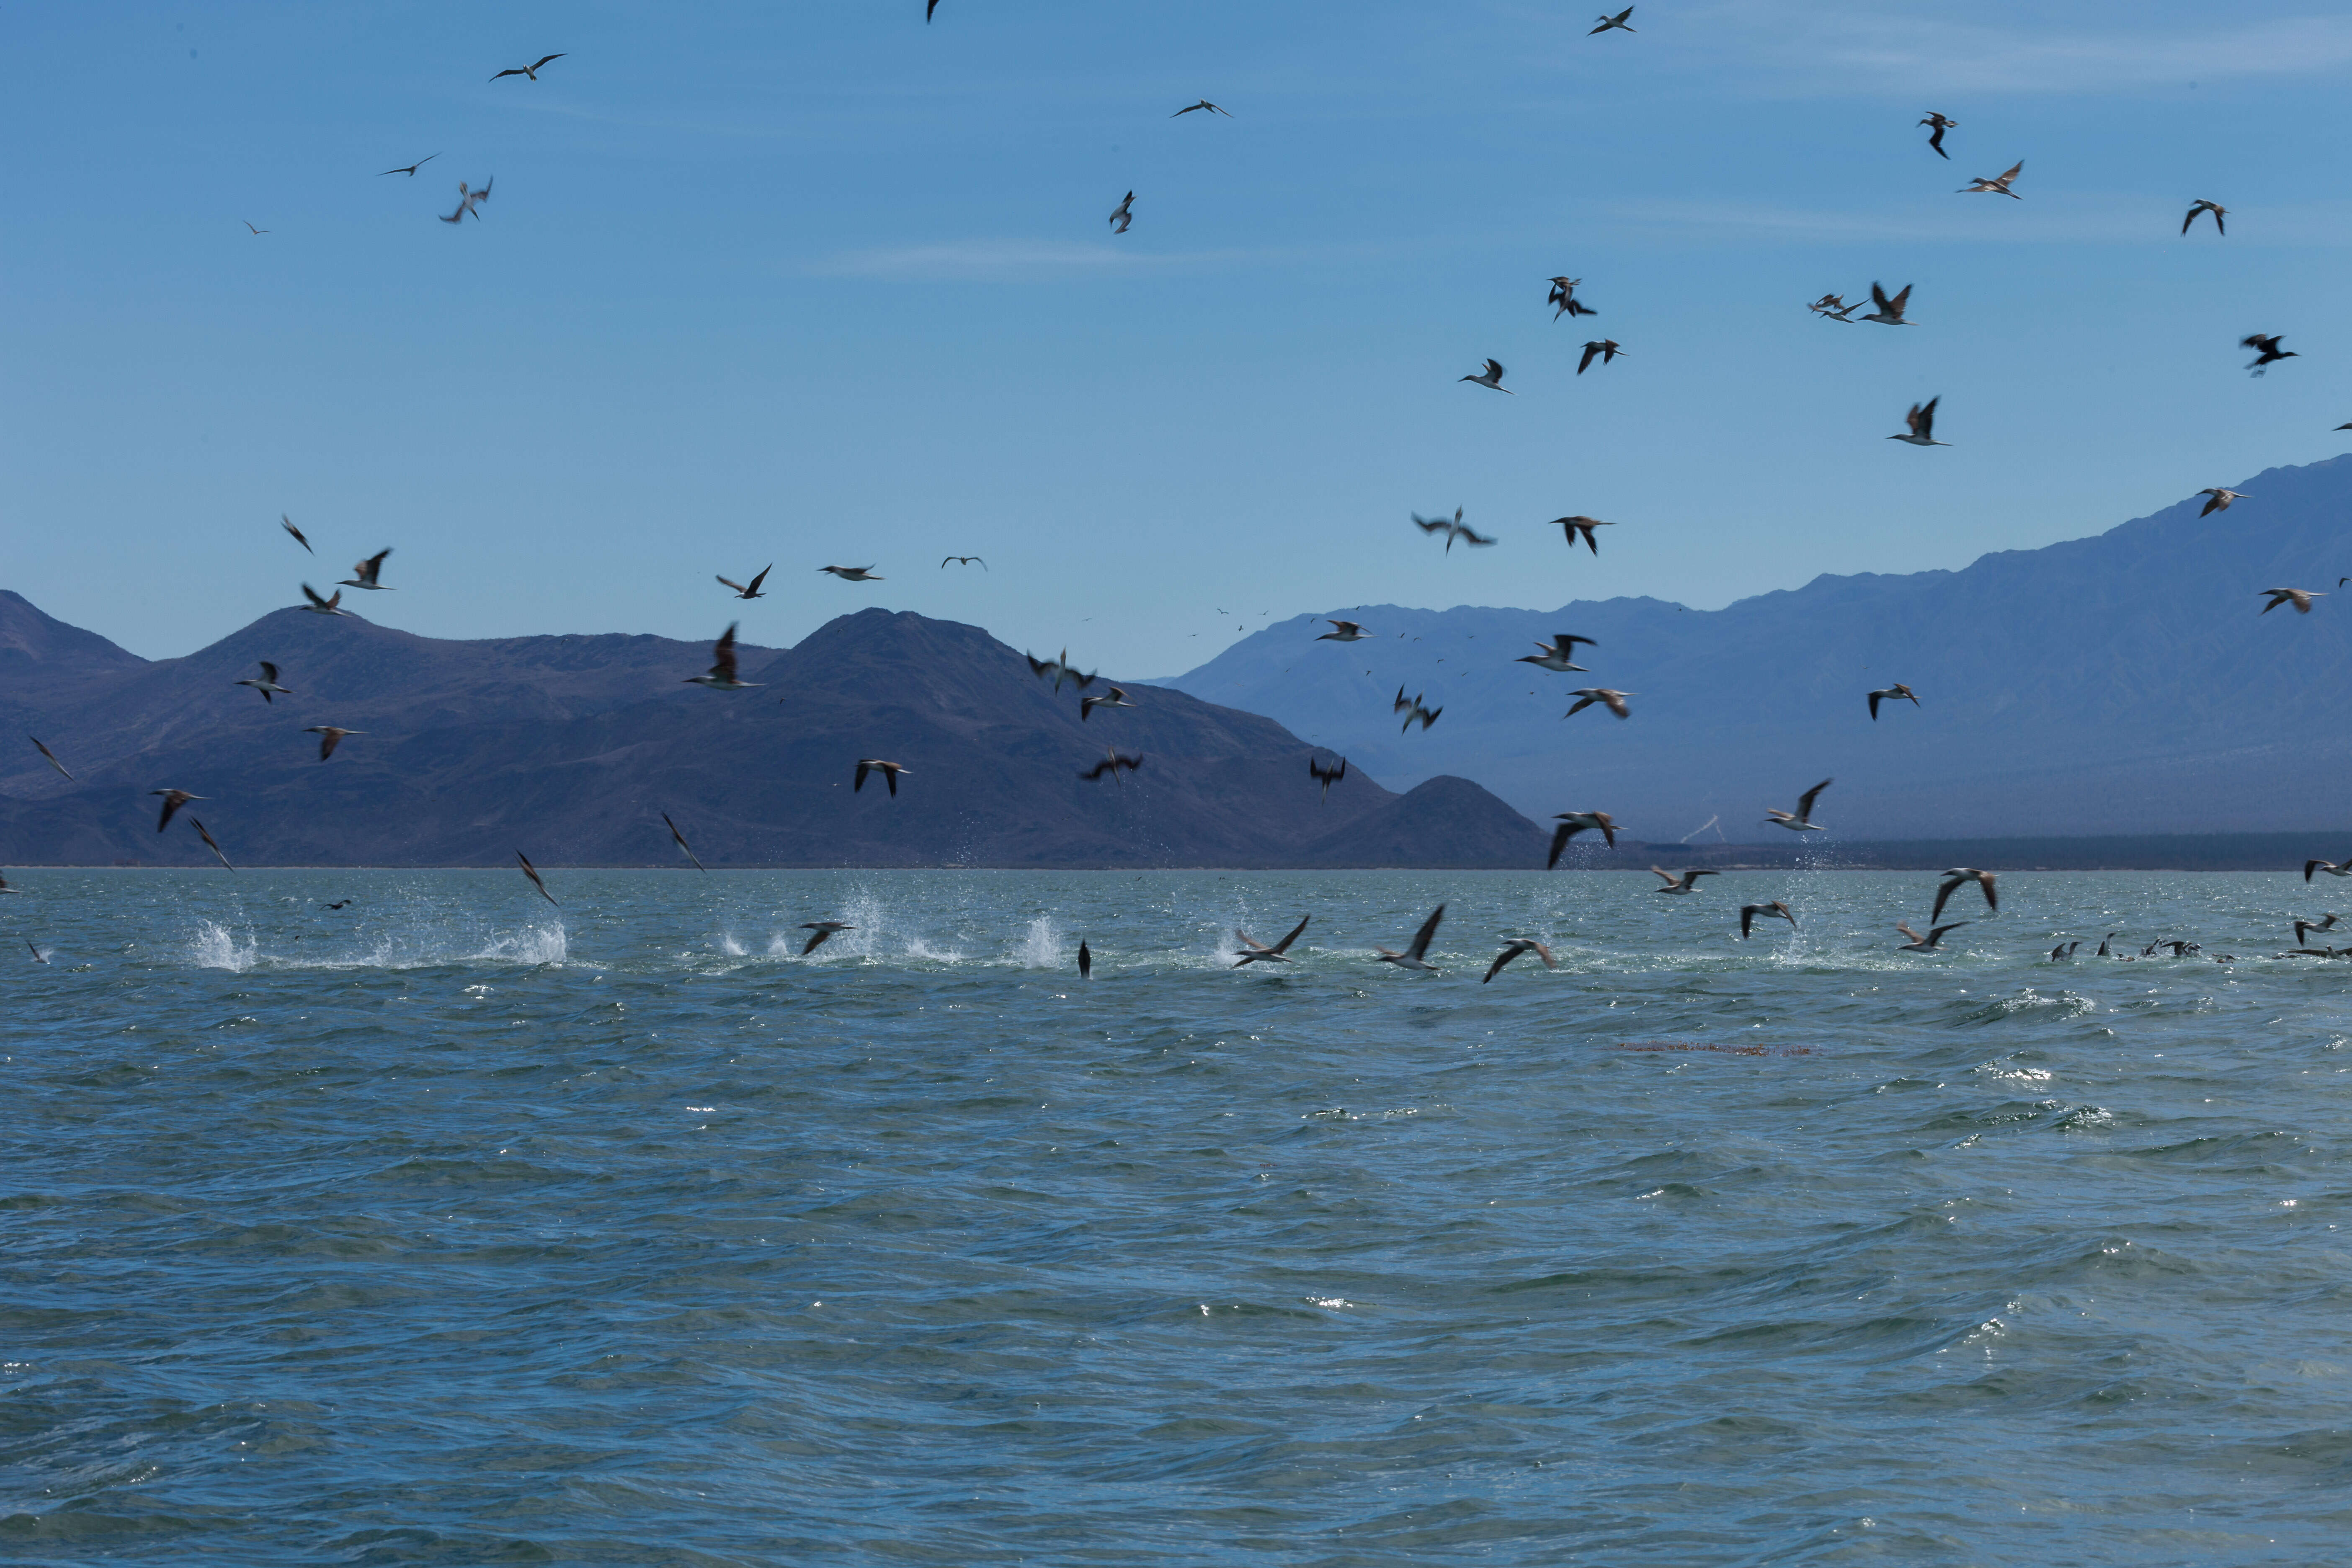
[[0, 602, 1541, 868], [1163, 458, 2352, 843]]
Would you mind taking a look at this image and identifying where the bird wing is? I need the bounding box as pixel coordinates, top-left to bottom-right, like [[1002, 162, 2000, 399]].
[[357, 548, 391, 580], [1604, 692, 1629, 717], [517, 851, 556, 904], [490, 67, 527, 80], [1413, 514, 1452, 535], [1979, 873, 1997, 910], [663, 812, 707, 871], [1269, 914, 1312, 955], [1930, 879, 1958, 923], [854, 761, 872, 792], [1577, 342, 1600, 374], [1996, 160, 2023, 183], [1482, 947, 1519, 983], [1896, 923, 1921, 943], [531, 54, 565, 70], [712, 623, 739, 681], [1740, 906, 1758, 937], [1650, 866, 1675, 885], [1548, 823, 1576, 870], [1796, 778, 1831, 820], [191, 819, 235, 872], [1530, 941, 1557, 968], [1404, 903, 1445, 961], [801, 929, 829, 955], [746, 566, 771, 594], [30, 736, 73, 779], [1868, 691, 1883, 720], [281, 516, 311, 552], [1484, 359, 1505, 379], [1888, 284, 1911, 313], [1566, 695, 1596, 717], [257, 662, 279, 683], [1931, 922, 1967, 943], [1870, 281, 1893, 312], [317, 730, 342, 759], [1457, 526, 1496, 545]]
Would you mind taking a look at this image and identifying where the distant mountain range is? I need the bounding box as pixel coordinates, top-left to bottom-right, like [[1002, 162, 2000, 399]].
[[0, 593, 1543, 869], [1163, 457, 2352, 845]]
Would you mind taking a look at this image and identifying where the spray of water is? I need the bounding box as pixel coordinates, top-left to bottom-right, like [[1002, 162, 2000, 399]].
[[188, 921, 258, 972], [1013, 914, 1064, 968]]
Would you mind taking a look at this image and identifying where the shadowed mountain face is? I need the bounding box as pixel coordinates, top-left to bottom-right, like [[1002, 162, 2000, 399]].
[[1164, 458, 2352, 841], [0, 605, 1541, 868]]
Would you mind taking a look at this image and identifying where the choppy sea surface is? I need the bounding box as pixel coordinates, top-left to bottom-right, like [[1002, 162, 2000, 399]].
[[4, 868, 2351, 1566]]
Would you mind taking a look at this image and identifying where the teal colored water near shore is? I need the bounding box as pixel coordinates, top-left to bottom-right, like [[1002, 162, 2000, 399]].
[[5, 870, 2349, 1565]]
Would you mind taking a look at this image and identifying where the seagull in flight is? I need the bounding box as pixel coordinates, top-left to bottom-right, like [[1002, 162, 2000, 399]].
[[1080, 686, 1135, 722], [1867, 683, 1918, 720], [1919, 111, 1957, 158], [1652, 866, 1718, 895], [2295, 913, 2339, 946], [1959, 160, 2024, 198], [190, 818, 235, 872], [1395, 688, 1442, 731], [1931, 869, 1997, 921], [242, 221, 269, 235], [1564, 688, 1631, 720], [2262, 588, 2324, 615], [1590, 7, 1635, 33], [1172, 100, 1231, 117], [854, 758, 911, 795], [1859, 281, 1915, 326], [281, 515, 312, 553], [490, 54, 565, 82], [28, 736, 72, 780], [1889, 397, 1949, 446], [662, 812, 707, 872], [1896, 921, 1966, 951], [1550, 516, 1612, 554], [2198, 487, 2247, 516], [304, 726, 363, 761], [516, 851, 557, 904], [1310, 755, 1348, 801], [1414, 508, 1496, 551], [1548, 810, 1619, 867], [1740, 901, 1797, 938], [1765, 778, 1831, 833], [941, 556, 987, 570], [2308, 857, 2352, 882], [799, 921, 854, 954], [1317, 620, 1370, 641], [2243, 334, 2297, 375], [340, 549, 392, 591], [1232, 914, 1310, 967], [379, 154, 439, 177], [1547, 277, 1598, 319], [300, 584, 348, 616], [2183, 199, 2227, 236], [1079, 750, 1144, 782], [1519, 633, 1596, 672], [1460, 358, 1512, 393], [1483, 938, 1557, 983], [820, 565, 883, 581], [1109, 192, 1135, 234], [1576, 340, 1625, 374], [684, 624, 761, 690], [235, 662, 291, 703], [152, 789, 204, 832], [1374, 903, 1446, 972], [717, 566, 770, 599]]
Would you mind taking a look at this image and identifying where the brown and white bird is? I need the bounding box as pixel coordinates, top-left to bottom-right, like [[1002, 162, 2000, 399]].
[[1547, 276, 1598, 319], [1232, 914, 1310, 967], [440, 179, 492, 224], [1896, 921, 1965, 951], [1958, 160, 2024, 198], [151, 789, 204, 832], [1867, 683, 1919, 720], [28, 736, 72, 780], [1564, 688, 1631, 720], [2294, 913, 2339, 946], [854, 759, 911, 796], [1765, 778, 1831, 833], [684, 624, 760, 690], [2261, 588, 2323, 615], [1374, 903, 1446, 972], [490, 54, 565, 82], [1109, 192, 1135, 233], [1576, 339, 1625, 374], [1460, 358, 1512, 393], [1415, 508, 1496, 551], [1310, 755, 1348, 801], [1079, 750, 1142, 782], [662, 812, 707, 872], [1931, 868, 1997, 921], [2198, 487, 2247, 516], [799, 921, 854, 955], [717, 565, 770, 599], [819, 565, 883, 581], [1859, 281, 1914, 326], [1652, 866, 1718, 895], [300, 584, 348, 616], [340, 549, 392, 591], [1809, 293, 1861, 321], [281, 515, 312, 553], [1395, 688, 1442, 731], [516, 851, 557, 905], [1318, 619, 1371, 641], [1520, 633, 1596, 672], [189, 818, 235, 872], [1550, 516, 1612, 554], [304, 726, 364, 761], [1548, 810, 1619, 867], [1919, 111, 1957, 158], [2182, 199, 2227, 236], [1172, 99, 1231, 118], [1890, 397, 1949, 446], [1590, 7, 1635, 34], [2305, 857, 2352, 882], [1740, 901, 1796, 938], [1080, 686, 1135, 722], [235, 663, 291, 703], [2242, 334, 2297, 375], [1483, 938, 1557, 983]]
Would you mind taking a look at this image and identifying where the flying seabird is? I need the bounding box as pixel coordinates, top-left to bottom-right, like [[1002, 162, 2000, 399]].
[[304, 726, 363, 761], [941, 556, 987, 569], [300, 584, 347, 616], [1550, 516, 1612, 554], [1931, 868, 1997, 921], [516, 851, 557, 905], [281, 515, 312, 553], [1809, 293, 1861, 321], [242, 221, 268, 235], [1919, 111, 1957, 158], [1548, 810, 1619, 867], [2242, 334, 2297, 375], [29, 735, 73, 780], [1867, 683, 1919, 720], [1310, 755, 1348, 801], [2183, 199, 2227, 236], [325, 900, 353, 910], [1077, 939, 1091, 978], [799, 921, 854, 955], [1080, 750, 1144, 781], [2305, 857, 2352, 881], [1890, 397, 1949, 446], [661, 812, 706, 872], [1740, 901, 1796, 938], [1414, 508, 1496, 551], [379, 154, 440, 177], [1765, 778, 1831, 833], [1025, 648, 1099, 692], [1651, 866, 1718, 895], [1233, 914, 1311, 967], [1895, 921, 1966, 951], [2199, 487, 2247, 516], [1395, 688, 1442, 731], [2295, 913, 2339, 946], [1564, 688, 1632, 720], [1460, 358, 1513, 393], [235, 663, 291, 704], [717, 566, 771, 599], [1590, 7, 1635, 33], [1576, 340, 1625, 374], [1959, 160, 2024, 198], [819, 565, 883, 581], [1520, 633, 1596, 672], [854, 759, 911, 796], [151, 789, 203, 832], [440, 179, 492, 223], [1374, 903, 1446, 972], [2049, 941, 2081, 960], [1547, 277, 1598, 319], [1172, 100, 1231, 117], [2261, 588, 2324, 615], [490, 54, 565, 81], [1318, 620, 1370, 641], [684, 623, 761, 690], [1109, 192, 1135, 234], [1080, 686, 1135, 722], [189, 818, 235, 872], [1483, 938, 1557, 983], [928, 0, 941, 20], [340, 549, 392, 591], [1859, 281, 1915, 326]]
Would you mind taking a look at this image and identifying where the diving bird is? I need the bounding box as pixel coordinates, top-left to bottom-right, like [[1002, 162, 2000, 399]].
[[2199, 487, 2247, 516], [2183, 199, 2227, 236], [281, 515, 312, 553], [717, 566, 771, 599], [1079, 750, 1144, 782], [1959, 160, 2024, 198], [1414, 508, 1496, 551], [662, 812, 706, 872], [2050, 941, 2081, 960], [1374, 903, 1446, 972], [1232, 914, 1311, 968], [854, 759, 911, 796], [1895, 921, 1966, 951], [1564, 688, 1631, 720], [1547, 276, 1598, 319], [26, 939, 47, 964], [379, 154, 439, 177], [1867, 683, 1919, 720], [1080, 686, 1136, 722], [1859, 281, 1914, 326], [340, 549, 392, 591], [1919, 111, 1957, 158], [1172, 99, 1231, 117], [28, 735, 72, 780], [820, 565, 883, 581], [235, 662, 291, 704], [1109, 192, 1135, 233], [2306, 857, 2352, 881], [1550, 516, 1612, 554], [300, 584, 347, 616], [2243, 334, 2297, 375], [1483, 938, 1557, 983], [2261, 588, 2323, 615], [799, 921, 854, 955], [1740, 901, 1796, 938], [1025, 649, 1099, 692], [1931, 869, 1998, 921], [684, 624, 760, 690], [1890, 397, 1948, 446], [1310, 755, 1348, 801], [1395, 688, 1442, 731], [304, 726, 362, 761], [1765, 778, 1831, 833], [516, 851, 557, 905], [151, 789, 203, 832], [189, 818, 235, 872], [941, 556, 987, 570], [440, 179, 491, 223], [1077, 939, 1091, 979], [0, 872, 14, 894], [1548, 810, 1620, 867], [2295, 913, 2339, 946], [1460, 358, 1512, 393], [490, 54, 565, 82], [1576, 340, 1625, 374], [928, 0, 941, 19], [1652, 866, 1718, 895], [1318, 620, 1370, 641], [1519, 633, 1596, 672], [1590, 7, 1635, 33]]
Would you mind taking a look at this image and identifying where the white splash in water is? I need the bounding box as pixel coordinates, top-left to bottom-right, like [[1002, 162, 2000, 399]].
[[188, 922, 258, 972], [1013, 915, 1063, 968], [716, 933, 747, 957], [474, 923, 567, 966]]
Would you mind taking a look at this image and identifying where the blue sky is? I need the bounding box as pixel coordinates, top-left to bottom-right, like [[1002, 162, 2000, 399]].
[[6, 1, 2351, 676]]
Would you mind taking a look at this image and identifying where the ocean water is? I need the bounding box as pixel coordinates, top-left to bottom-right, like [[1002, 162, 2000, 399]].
[[4, 867, 2350, 1567]]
